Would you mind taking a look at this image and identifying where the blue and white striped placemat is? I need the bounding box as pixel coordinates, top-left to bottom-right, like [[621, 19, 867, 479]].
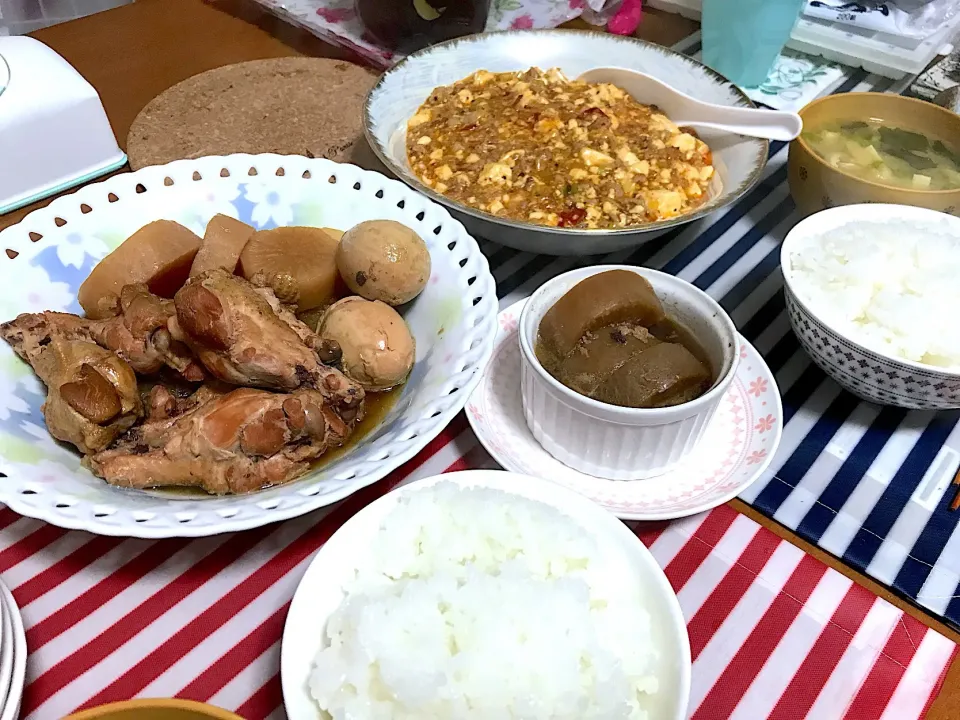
[[480, 36, 960, 628]]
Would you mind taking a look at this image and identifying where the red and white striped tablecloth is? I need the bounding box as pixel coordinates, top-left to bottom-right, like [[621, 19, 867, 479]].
[[0, 416, 955, 720]]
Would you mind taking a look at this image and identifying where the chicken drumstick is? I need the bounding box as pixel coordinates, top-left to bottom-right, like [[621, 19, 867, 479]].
[[88, 385, 352, 494], [169, 269, 364, 424], [0, 313, 142, 454], [3, 284, 203, 380]]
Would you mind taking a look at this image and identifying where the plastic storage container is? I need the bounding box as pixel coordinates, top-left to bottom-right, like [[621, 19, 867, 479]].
[[0, 36, 126, 215], [647, 0, 960, 81]]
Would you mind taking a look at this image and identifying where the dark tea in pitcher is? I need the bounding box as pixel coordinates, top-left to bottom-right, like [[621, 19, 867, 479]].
[[356, 0, 492, 54]]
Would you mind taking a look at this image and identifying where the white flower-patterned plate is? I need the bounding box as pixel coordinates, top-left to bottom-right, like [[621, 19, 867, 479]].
[[466, 299, 783, 520], [0, 154, 498, 537]]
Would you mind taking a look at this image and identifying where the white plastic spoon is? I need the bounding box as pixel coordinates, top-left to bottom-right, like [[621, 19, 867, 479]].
[[577, 66, 803, 141]]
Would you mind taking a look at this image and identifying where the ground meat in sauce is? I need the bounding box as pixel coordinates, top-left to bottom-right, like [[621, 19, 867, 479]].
[[406, 67, 716, 230]]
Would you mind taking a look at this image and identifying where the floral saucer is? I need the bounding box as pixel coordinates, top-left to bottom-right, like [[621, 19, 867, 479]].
[[465, 299, 783, 520]]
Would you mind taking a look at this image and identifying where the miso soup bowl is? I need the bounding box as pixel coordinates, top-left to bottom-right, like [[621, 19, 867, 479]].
[[519, 266, 739, 480], [789, 92, 960, 218], [63, 699, 245, 720]]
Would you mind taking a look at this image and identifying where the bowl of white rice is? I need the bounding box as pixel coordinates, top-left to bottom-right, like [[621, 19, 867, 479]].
[[280, 470, 691, 720], [781, 203, 960, 408]]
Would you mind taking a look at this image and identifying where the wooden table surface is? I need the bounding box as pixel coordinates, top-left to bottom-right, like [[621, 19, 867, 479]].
[[8, 0, 960, 714]]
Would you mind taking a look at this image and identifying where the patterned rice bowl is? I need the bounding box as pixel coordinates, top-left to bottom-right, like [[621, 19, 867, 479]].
[[781, 203, 960, 409]]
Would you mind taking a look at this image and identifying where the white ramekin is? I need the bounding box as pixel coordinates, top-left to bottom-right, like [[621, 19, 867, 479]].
[[519, 265, 739, 480]]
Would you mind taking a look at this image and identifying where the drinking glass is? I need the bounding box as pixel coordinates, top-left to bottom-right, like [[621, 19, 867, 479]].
[[701, 0, 806, 88]]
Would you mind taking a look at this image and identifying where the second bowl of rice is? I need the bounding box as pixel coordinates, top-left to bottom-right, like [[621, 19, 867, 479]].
[[781, 203, 960, 409], [280, 469, 690, 720]]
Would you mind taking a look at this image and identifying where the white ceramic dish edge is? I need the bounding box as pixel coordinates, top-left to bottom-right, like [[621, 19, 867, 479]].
[[0, 581, 24, 720], [0, 594, 11, 717], [281, 469, 691, 720]]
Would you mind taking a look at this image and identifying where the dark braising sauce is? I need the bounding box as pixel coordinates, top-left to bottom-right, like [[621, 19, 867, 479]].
[[647, 317, 713, 369], [534, 270, 713, 409]]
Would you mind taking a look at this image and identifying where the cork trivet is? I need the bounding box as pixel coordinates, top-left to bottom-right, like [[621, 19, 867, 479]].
[[127, 57, 380, 170]]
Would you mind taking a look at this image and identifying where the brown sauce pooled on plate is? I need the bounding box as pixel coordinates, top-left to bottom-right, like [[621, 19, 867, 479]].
[[535, 270, 713, 408], [313, 385, 403, 468]]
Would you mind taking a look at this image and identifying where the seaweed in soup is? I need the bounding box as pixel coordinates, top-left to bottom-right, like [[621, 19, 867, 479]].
[[803, 120, 960, 191]]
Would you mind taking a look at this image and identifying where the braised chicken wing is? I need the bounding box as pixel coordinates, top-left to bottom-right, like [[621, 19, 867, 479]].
[[169, 269, 363, 423], [0, 313, 142, 454], [6, 284, 203, 380], [88, 386, 352, 494]]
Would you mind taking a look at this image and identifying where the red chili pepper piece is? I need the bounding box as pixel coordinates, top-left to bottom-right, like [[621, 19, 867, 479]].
[[558, 207, 586, 227]]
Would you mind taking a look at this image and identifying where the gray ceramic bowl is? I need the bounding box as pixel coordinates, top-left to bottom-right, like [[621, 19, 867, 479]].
[[364, 29, 768, 256]]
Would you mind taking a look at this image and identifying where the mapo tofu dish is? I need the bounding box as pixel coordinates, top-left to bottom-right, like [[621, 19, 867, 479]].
[[406, 68, 716, 229], [536, 270, 713, 408]]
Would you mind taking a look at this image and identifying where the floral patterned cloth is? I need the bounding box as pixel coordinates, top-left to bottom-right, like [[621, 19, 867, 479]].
[[253, 0, 626, 67]]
